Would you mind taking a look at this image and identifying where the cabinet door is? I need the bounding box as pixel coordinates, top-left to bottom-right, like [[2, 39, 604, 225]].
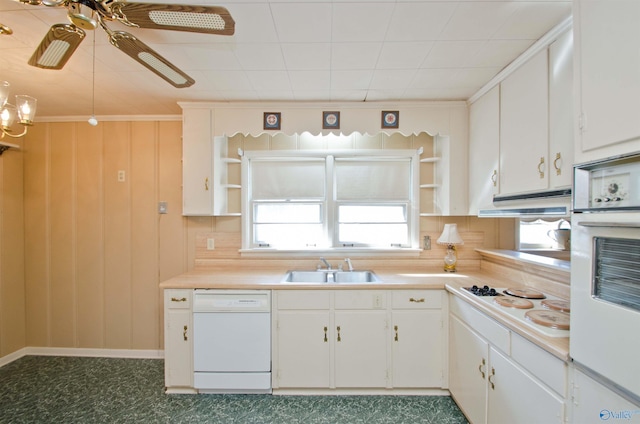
[[392, 310, 443, 388], [334, 311, 388, 388], [449, 315, 489, 424], [488, 347, 564, 424], [165, 308, 193, 388], [468, 85, 500, 214], [500, 49, 549, 195], [275, 310, 331, 388], [548, 30, 574, 189], [576, 0, 640, 160], [182, 108, 213, 215]]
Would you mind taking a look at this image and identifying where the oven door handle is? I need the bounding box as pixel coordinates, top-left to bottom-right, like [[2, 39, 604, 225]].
[[578, 221, 640, 228]]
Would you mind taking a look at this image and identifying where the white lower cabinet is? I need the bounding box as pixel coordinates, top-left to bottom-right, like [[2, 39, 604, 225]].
[[273, 289, 445, 391], [449, 296, 565, 424], [164, 289, 194, 392], [334, 310, 388, 387]]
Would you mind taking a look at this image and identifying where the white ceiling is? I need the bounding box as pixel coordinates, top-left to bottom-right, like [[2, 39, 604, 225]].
[[0, 0, 571, 118]]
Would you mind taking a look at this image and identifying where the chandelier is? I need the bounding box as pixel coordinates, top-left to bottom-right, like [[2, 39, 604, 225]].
[[0, 80, 37, 154]]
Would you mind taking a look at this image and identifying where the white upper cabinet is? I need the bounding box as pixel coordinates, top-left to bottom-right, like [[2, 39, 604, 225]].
[[548, 30, 574, 189], [468, 86, 500, 214], [468, 27, 574, 212], [574, 0, 640, 163], [182, 108, 214, 215], [499, 49, 550, 195]]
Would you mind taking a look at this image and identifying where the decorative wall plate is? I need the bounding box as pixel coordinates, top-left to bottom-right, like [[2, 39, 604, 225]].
[[263, 112, 281, 130], [323, 111, 340, 129], [381, 111, 399, 128]]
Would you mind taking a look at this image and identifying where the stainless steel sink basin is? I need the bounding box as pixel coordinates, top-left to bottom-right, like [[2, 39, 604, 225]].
[[282, 270, 381, 284], [334, 271, 380, 283]]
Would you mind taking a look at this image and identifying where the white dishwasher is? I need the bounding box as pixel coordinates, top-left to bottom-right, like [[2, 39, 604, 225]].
[[192, 289, 271, 393]]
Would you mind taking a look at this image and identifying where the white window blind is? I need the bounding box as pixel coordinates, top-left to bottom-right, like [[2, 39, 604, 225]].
[[243, 150, 419, 251]]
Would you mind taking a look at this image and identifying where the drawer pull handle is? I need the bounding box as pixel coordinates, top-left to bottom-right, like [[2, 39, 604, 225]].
[[394, 325, 399, 342], [491, 169, 498, 187], [171, 297, 187, 302], [488, 367, 496, 390], [537, 157, 545, 179], [337, 326, 341, 342], [554, 152, 562, 176], [323, 326, 328, 343], [205, 177, 209, 191], [183, 325, 188, 341], [478, 358, 486, 379], [409, 297, 425, 303]]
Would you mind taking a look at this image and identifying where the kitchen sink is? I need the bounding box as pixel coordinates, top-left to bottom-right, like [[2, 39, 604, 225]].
[[282, 270, 382, 284]]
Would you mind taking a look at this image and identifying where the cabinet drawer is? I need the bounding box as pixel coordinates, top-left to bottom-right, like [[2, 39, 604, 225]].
[[276, 290, 330, 310], [334, 290, 386, 310], [450, 295, 510, 355], [391, 290, 442, 309], [165, 289, 192, 309]]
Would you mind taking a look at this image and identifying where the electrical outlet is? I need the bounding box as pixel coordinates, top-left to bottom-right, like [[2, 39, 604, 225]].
[[424, 235, 431, 250], [207, 238, 215, 250], [117, 170, 126, 182]]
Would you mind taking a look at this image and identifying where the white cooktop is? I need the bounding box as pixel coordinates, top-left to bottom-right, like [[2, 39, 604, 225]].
[[461, 286, 570, 338]]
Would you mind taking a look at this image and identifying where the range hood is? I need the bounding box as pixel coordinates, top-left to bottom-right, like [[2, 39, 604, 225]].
[[478, 188, 571, 218]]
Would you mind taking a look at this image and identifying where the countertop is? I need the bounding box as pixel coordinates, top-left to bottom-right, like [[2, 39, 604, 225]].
[[160, 266, 569, 361]]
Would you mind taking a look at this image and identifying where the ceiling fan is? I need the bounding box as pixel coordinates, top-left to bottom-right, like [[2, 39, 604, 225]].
[[21, 0, 235, 88]]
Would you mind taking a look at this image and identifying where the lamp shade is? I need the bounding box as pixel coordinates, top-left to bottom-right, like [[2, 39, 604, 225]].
[[437, 223, 464, 246]]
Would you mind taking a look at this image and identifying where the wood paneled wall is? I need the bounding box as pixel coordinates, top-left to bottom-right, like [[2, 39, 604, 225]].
[[0, 141, 26, 357], [22, 121, 186, 350]]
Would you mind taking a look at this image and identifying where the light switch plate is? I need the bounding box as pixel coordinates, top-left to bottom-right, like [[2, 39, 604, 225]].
[[158, 202, 168, 214], [207, 238, 215, 250]]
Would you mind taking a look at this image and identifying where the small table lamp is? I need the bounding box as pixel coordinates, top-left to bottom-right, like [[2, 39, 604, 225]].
[[437, 224, 464, 272]]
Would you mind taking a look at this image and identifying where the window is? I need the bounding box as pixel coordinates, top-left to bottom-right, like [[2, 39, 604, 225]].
[[242, 150, 419, 252], [518, 218, 570, 250]]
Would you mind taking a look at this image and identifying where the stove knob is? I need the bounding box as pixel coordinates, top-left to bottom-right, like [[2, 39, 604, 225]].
[[489, 288, 497, 296], [472, 285, 479, 291], [483, 285, 489, 291]]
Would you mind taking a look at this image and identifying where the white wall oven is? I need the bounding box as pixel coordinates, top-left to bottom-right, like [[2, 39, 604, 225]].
[[572, 152, 640, 405]]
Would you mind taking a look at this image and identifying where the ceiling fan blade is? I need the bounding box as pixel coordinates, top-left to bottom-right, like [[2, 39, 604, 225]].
[[28, 24, 86, 69], [112, 2, 234, 35], [109, 31, 195, 88]]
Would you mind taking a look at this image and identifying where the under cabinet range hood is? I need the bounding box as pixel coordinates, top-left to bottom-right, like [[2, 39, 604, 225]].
[[478, 188, 572, 217]]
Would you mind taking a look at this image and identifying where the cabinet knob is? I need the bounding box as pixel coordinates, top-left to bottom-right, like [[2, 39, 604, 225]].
[[409, 297, 425, 303], [323, 326, 328, 343], [394, 325, 399, 342], [537, 157, 545, 179], [183, 325, 188, 341], [553, 152, 562, 176], [336, 326, 341, 342], [491, 169, 498, 187], [204, 177, 209, 191]]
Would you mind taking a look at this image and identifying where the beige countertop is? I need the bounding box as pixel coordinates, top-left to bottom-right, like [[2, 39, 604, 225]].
[[160, 266, 569, 361]]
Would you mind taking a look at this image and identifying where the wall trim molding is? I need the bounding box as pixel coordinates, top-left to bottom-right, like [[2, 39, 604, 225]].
[[0, 347, 164, 368], [35, 115, 181, 123]]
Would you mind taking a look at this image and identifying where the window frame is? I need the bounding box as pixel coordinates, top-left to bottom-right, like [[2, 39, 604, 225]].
[[241, 149, 421, 255]]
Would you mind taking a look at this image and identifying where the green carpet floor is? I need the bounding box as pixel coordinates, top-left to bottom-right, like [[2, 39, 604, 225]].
[[0, 356, 468, 423]]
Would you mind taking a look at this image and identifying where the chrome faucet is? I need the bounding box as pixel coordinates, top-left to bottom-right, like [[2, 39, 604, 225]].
[[319, 257, 332, 270], [344, 258, 353, 271]]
